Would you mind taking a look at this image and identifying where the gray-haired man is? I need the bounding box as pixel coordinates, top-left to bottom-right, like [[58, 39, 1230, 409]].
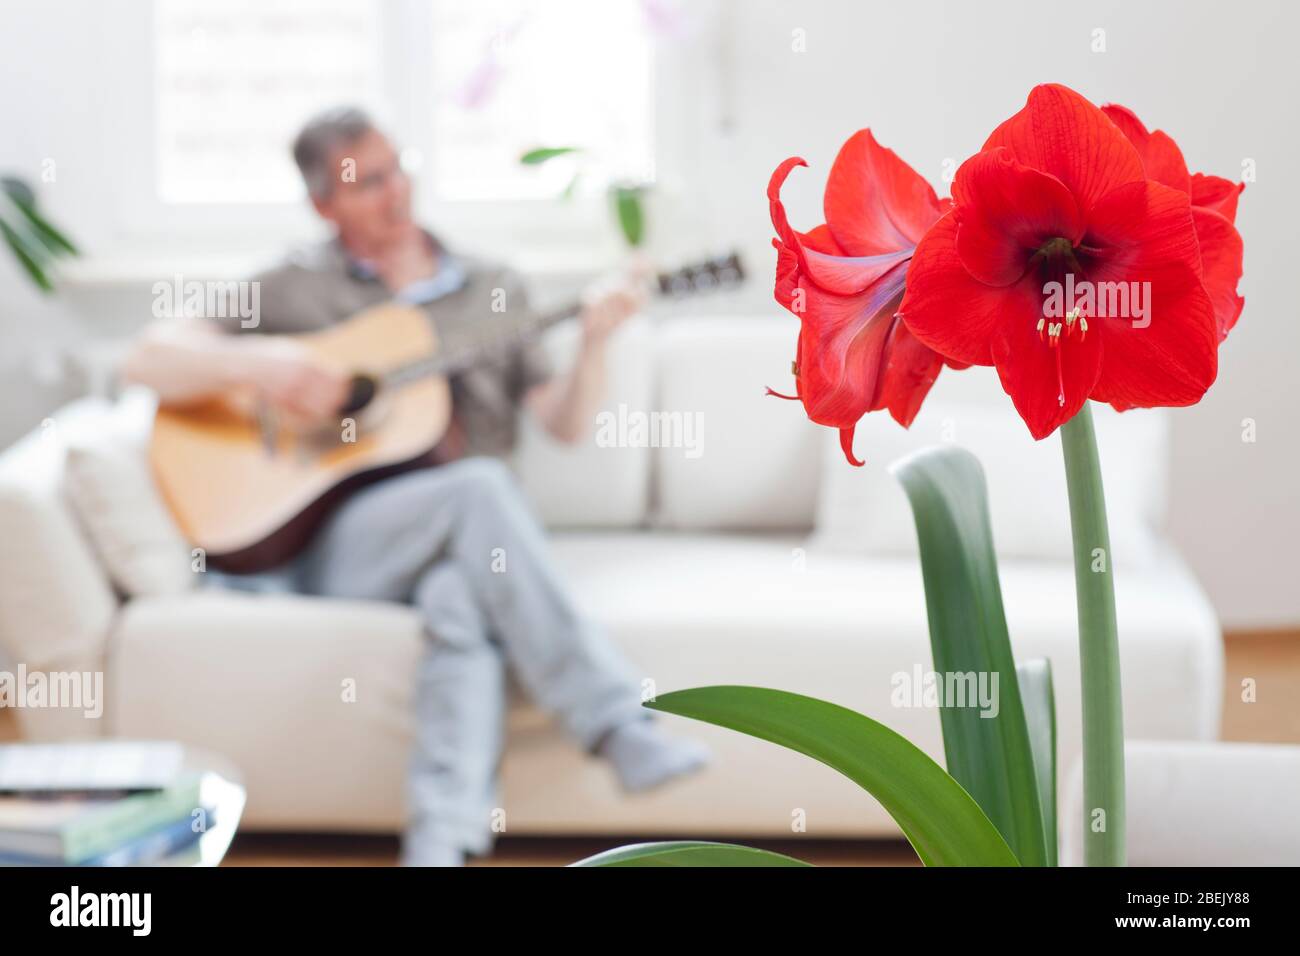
[[122, 108, 709, 866]]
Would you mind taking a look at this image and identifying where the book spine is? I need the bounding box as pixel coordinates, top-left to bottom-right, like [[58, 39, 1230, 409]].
[[64, 778, 203, 863], [85, 812, 209, 867]]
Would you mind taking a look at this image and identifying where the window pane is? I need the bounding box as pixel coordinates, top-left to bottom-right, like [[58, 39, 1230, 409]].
[[155, 0, 384, 204], [154, 0, 655, 205], [429, 0, 655, 201]]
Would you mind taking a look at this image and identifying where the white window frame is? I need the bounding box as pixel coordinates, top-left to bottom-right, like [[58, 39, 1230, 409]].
[[95, 0, 684, 261]]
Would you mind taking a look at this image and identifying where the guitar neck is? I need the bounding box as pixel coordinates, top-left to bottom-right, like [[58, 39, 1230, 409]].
[[383, 251, 743, 388], [385, 301, 580, 387]]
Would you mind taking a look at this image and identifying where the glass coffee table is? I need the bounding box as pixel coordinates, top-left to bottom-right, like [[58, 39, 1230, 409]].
[[159, 748, 246, 867]]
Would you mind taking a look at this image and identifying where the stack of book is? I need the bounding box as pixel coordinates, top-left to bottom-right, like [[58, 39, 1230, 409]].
[[0, 742, 211, 866]]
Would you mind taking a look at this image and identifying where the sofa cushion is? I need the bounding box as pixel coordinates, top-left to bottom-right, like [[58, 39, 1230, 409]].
[[512, 316, 653, 528], [653, 316, 821, 531], [62, 391, 196, 598]]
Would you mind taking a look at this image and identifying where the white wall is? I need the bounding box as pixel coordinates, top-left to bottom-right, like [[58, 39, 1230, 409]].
[[1, 0, 1296, 628]]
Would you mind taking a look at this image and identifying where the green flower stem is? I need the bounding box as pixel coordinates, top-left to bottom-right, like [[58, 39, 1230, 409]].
[[1060, 402, 1125, 866]]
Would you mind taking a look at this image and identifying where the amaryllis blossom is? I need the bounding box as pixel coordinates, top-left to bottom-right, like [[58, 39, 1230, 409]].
[[768, 130, 962, 465], [1100, 103, 1245, 340], [899, 84, 1226, 439]]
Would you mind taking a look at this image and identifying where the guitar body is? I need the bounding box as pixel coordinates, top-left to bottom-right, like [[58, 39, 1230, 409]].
[[150, 304, 452, 573]]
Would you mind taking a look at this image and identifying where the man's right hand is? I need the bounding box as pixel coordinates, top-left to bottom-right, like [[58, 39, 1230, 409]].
[[122, 318, 351, 420], [243, 339, 352, 427]]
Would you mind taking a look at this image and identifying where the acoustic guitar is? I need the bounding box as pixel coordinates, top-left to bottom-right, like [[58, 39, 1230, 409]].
[[149, 253, 745, 573]]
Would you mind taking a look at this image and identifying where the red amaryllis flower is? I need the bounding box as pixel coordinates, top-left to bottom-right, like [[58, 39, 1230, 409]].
[[899, 84, 1222, 439], [768, 130, 961, 465], [1100, 102, 1245, 340]]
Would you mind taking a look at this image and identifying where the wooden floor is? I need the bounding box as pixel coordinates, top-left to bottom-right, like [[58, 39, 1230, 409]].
[[3, 629, 1297, 866], [1219, 630, 1300, 743]]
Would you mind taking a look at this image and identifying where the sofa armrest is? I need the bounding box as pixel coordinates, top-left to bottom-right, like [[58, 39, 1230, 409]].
[[0, 430, 118, 741], [1062, 742, 1300, 865]]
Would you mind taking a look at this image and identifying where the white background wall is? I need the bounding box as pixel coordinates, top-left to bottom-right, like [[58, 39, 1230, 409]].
[[1, 0, 1296, 629]]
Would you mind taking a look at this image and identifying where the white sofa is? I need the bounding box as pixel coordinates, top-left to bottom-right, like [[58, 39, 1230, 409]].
[[0, 315, 1223, 842]]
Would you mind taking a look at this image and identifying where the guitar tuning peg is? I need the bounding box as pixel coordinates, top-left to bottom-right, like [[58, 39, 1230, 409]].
[[655, 253, 746, 299], [707, 253, 738, 287], [730, 253, 746, 284]]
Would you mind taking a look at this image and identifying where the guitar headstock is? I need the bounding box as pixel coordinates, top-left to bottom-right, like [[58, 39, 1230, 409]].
[[655, 251, 746, 299]]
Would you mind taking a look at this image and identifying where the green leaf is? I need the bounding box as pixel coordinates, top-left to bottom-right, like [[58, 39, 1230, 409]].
[[646, 686, 1019, 867], [0, 176, 36, 207], [1017, 658, 1058, 866], [9, 195, 78, 256], [0, 216, 54, 292], [519, 146, 581, 165], [612, 186, 645, 247], [2, 178, 77, 257], [891, 446, 1050, 866], [571, 841, 811, 867]]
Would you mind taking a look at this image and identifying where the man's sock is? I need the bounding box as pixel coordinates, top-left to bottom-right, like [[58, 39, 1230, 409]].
[[598, 719, 711, 793]]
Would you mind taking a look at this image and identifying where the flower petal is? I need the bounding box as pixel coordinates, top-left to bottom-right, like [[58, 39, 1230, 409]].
[[984, 84, 1145, 217], [1192, 206, 1245, 340], [839, 427, 865, 467], [800, 224, 846, 256], [874, 317, 944, 427], [991, 294, 1105, 440], [1191, 172, 1244, 224], [769, 157, 809, 235], [1100, 103, 1192, 194], [793, 265, 909, 429], [770, 156, 916, 296], [773, 236, 801, 313], [800, 246, 915, 296], [952, 147, 1085, 286], [1081, 181, 1219, 409], [898, 211, 1040, 367], [824, 129, 946, 256]]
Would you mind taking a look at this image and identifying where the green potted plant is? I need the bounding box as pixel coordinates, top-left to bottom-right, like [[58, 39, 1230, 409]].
[[0, 176, 79, 292]]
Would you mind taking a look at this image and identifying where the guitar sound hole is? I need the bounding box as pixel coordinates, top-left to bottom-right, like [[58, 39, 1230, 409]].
[[341, 374, 378, 415]]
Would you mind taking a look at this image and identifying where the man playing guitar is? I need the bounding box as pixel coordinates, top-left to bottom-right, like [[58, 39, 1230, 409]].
[[121, 107, 709, 867]]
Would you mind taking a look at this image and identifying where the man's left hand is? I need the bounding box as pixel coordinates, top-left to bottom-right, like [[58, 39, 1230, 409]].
[[578, 270, 648, 348]]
